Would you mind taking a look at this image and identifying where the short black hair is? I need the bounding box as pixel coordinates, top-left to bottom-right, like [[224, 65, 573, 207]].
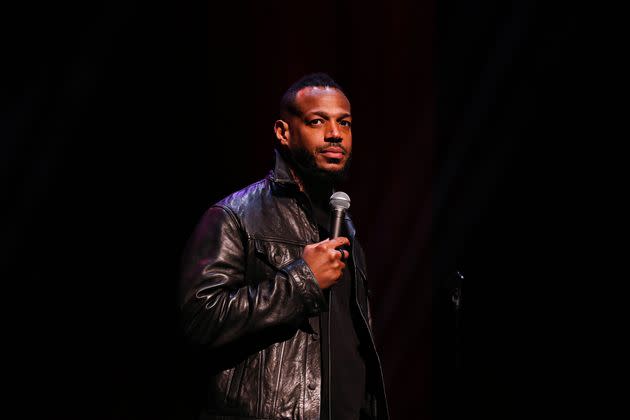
[[279, 72, 346, 118]]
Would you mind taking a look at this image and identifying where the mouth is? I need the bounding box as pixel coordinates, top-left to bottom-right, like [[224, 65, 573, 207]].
[[319, 147, 345, 160]]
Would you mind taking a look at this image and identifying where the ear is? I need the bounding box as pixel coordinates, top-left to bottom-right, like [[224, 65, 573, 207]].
[[274, 120, 290, 147]]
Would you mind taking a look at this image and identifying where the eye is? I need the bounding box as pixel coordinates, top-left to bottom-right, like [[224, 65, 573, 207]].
[[308, 119, 324, 126], [339, 120, 352, 127]]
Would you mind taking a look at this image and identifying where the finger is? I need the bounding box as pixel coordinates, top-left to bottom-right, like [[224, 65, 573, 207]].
[[314, 238, 331, 250], [329, 248, 343, 261], [335, 262, 346, 277], [330, 246, 349, 261], [329, 236, 350, 248], [338, 249, 349, 261]]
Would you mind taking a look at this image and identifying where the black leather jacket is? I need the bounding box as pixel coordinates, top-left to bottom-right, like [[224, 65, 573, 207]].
[[180, 151, 389, 420]]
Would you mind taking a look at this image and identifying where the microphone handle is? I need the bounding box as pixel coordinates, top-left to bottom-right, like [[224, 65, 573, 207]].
[[330, 208, 345, 239]]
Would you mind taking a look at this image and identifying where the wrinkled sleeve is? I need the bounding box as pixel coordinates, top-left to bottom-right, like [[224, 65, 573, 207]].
[[179, 205, 326, 349]]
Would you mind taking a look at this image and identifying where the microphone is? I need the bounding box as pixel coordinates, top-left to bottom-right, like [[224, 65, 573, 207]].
[[329, 191, 351, 239]]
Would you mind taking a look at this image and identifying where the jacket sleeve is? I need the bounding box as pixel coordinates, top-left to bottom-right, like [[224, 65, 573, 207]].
[[179, 205, 326, 350]]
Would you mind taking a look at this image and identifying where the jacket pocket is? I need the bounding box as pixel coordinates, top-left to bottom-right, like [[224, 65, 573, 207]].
[[254, 239, 303, 270]]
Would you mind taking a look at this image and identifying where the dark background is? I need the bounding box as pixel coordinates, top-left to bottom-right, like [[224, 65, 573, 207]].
[[4, 1, 586, 418]]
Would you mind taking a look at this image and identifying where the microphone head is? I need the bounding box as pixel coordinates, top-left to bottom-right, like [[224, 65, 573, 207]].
[[329, 191, 351, 211]]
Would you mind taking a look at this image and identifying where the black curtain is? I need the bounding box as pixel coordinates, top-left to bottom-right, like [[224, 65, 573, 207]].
[[4, 1, 586, 418]]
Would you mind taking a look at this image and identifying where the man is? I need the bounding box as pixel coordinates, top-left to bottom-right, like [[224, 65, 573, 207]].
[[180, 73, 388, 419]]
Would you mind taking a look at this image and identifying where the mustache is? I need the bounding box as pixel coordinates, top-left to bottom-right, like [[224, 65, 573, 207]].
[[315, 142, 348, 155]]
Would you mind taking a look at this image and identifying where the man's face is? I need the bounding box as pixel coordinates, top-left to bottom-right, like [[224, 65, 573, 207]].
[[279, 86, 353, 181]]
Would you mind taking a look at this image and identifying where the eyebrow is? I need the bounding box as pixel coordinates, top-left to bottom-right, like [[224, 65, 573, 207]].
[[308, 111, 352, 120]]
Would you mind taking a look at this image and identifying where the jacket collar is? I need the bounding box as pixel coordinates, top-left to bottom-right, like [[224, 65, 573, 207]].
[[268, 149, 345, 206], [268, 149, 300, 189]]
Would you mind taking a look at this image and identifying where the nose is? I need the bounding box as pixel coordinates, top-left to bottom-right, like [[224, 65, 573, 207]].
[[326, 122, 342, 142]]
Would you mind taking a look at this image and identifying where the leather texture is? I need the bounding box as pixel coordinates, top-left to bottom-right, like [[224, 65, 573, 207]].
[[180, 151, 389, 420]]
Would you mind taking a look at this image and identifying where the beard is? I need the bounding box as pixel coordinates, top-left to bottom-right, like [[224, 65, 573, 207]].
[[284, 143, 352, 185]]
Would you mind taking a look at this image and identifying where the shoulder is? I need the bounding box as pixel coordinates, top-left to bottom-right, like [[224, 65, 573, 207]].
[[190, 178, 271, 238], [214, 178, 271, 213]]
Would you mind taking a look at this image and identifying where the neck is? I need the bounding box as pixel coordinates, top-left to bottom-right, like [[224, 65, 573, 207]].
[[288, 166, 333, 207]]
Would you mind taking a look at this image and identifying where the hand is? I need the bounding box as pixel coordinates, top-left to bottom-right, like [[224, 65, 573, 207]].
[[302, 237, 350, 289]]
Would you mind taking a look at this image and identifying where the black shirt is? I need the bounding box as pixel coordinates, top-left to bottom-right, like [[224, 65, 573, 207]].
[[310, 199, 367, 420]]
